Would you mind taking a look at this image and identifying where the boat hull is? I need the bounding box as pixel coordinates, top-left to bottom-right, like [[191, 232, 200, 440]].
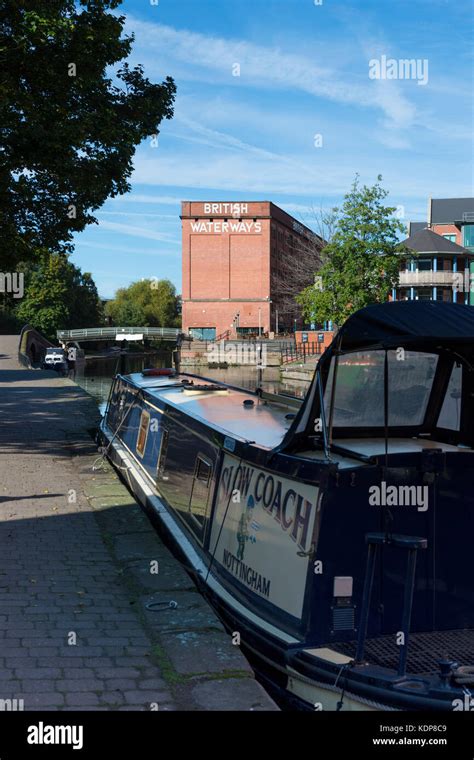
[[99, 365, 474, 712], [100, 419, 386, 711]]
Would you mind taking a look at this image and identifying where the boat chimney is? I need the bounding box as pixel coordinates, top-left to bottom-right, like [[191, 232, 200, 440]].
[[173, 333, 183, 374]]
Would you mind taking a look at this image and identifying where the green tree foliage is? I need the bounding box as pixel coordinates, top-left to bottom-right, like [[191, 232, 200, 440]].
[[297, 176, 408, 327], [15, 252, 103, 338], [105, 279, 180, 327], [0, 1, 176, 269]]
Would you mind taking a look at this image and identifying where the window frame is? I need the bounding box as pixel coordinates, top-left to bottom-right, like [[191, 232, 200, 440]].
[[136, 410, 151, 459], [187, 453, 214, 540], [323, 348, 440, 433], [156, 427, 169, 481]]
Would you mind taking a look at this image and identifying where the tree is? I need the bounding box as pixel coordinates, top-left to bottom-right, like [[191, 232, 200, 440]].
[[15, 251, 103, 338], [296, 175, 408, 327], [105, 279, 180, 327], [270, 228, 324, 331], [0, 1, 176, 269]]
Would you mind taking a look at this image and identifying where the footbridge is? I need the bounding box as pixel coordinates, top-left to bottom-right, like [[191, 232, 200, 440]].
[[56, 326, 183, 342]]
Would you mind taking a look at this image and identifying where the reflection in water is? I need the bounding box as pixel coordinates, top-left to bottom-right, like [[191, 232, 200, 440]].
[[202, 365, 309, 399], [76, 353, 169, 414], [76, 353, 310, 415]]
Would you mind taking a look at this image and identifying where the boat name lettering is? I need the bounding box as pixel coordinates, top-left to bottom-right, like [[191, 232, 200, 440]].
[[222, 549, 271, 597], [220, 465, 313, 552]]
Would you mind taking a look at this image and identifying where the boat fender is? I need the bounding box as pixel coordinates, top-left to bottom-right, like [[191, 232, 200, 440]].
[[183, 384, 224, 392], [453, 666, 474, 685], [142, 368, 175, 377]]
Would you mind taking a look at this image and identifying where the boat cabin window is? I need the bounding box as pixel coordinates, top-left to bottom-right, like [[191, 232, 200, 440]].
[[188, 455, 213, 538], [136, 410, 150, 458], [324, 350, 438, 428], [156, 428, 169, 480], [437, 363, 462, 431]]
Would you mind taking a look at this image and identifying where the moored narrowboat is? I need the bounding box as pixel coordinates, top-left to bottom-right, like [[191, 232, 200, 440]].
[[100, 302, 474, 710]]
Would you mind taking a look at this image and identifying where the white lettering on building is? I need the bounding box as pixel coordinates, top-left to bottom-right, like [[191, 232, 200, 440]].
[[203, 203, 249, 215], [190, 220, 262, 234]]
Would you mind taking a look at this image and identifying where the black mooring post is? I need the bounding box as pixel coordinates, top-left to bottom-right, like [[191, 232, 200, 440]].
[[398, 547, 418, 677], [355, 540, 378, 663], [173, 333, 183, 374], [119, 347, 126, 375]]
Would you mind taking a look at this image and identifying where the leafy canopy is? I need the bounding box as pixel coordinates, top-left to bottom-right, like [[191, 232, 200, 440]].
[[297, 176, 409, 327], [105, 279, 180, 328], [15, 252, 104, 339], [0, 0, 176, 268]]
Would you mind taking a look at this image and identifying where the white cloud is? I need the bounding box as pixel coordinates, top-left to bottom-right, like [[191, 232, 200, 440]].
[[131, 151, 346, 196], [125, 17, 418, 132], [108, 194, 184, 206], [75, 241, 178, 256], [98, 211, 176, 219], [97, 220, 179, 243]]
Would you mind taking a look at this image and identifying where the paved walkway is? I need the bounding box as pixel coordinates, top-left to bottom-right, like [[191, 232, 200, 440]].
[[0, 336, 277, 711]]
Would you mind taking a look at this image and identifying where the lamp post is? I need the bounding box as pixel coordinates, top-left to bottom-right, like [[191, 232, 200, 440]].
[[258, 308, 261, 337]]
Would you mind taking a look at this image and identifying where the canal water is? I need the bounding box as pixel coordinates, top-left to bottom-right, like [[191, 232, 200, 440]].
[[76, 353, 310, 414]]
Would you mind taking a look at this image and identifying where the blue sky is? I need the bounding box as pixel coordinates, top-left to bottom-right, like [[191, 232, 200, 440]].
[[72, 0, 474, 298]]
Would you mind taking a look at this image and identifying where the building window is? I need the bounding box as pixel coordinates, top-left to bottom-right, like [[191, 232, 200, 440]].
[[136, 410, 150, 458], [189, 327, 216, 341], [236, 326, 259, 335], [417, 258, 433, 272], [443, 234, 457, 243], [414, 288, 433, 301], [463, 225, 474, 249]]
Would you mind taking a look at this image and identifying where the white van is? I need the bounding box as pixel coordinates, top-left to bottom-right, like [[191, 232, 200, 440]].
[[42, 347, 67, 373]]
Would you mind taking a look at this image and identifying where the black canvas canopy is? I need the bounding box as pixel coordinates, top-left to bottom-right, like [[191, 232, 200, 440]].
[[330, 301, 474, 352], [279, 301, 474, 453]]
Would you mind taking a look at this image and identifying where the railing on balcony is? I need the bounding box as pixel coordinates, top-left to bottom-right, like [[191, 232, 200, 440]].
[[399, 271, 459, 287]]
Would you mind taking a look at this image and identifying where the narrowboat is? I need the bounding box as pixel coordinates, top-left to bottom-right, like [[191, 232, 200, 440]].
[[100, 302, 474, 710]]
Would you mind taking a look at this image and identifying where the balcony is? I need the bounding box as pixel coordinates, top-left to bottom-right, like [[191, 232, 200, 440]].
[[398, 270, 460, 287]]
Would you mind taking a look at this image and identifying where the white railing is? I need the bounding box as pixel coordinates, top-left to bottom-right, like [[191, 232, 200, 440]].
[[56, 326, 183, 341]]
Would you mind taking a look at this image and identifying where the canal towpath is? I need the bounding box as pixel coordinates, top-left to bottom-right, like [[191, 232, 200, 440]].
[[0, 334, 277, 711]]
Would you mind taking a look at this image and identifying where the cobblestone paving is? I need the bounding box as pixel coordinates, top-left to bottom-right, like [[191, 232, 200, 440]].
[[0, 336, 277, 711]]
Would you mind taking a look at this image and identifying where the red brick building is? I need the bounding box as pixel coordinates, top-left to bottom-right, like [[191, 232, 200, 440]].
[[181, 201, 323, 339]]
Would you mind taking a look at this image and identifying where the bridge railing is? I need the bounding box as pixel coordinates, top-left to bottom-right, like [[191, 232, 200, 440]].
[[56, 327, 183, 341]]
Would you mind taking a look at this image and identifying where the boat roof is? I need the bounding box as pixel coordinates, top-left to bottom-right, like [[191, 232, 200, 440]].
[[334, 301, 474, 352], [124, 372, 296, 449]]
